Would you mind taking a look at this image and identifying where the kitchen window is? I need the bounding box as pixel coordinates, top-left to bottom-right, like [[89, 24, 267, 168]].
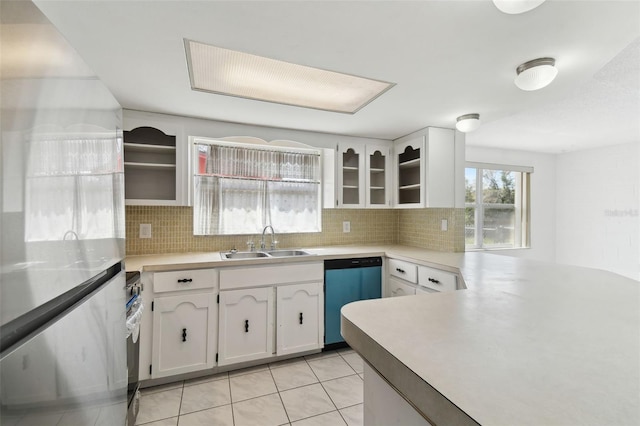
[[191, 137, 321, 235], [24, 133, 124, 241], [465, 162, 532, 250]]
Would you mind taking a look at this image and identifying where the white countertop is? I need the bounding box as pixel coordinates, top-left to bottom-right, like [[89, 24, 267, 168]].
[[124, 244, 458, 273], [342, 252, 640, 425]]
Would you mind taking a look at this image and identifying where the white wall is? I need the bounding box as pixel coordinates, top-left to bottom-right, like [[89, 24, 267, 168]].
[[465, 146, 557, 263], [555, 142, 639, 280]]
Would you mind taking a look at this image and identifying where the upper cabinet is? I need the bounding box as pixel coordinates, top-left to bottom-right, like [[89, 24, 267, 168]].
[[123, 112, 187, 206], [336, 142, 392, 208], [365, 144, 392, 208], [395, 128, 458, 208], [395, 138, 424, 207], [337, 142, 365, 208]]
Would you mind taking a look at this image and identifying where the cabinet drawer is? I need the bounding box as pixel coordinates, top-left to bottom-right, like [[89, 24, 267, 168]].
[[418, 266, 456, 292], [388, 276, 417, 297], [388, 259, 417, 283], [219, 262, 323, 290], [154, 269, 217, 293]]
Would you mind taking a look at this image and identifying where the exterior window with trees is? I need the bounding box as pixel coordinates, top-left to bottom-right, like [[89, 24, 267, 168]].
[[465, 162, 532, 249]]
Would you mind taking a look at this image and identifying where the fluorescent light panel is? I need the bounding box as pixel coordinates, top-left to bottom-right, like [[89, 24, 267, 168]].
[[185, 39, 394, 114]]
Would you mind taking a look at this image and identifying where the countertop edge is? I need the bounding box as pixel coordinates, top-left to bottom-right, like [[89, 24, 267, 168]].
[[124, 245, 450, 273], [342, 314, 479, 426]]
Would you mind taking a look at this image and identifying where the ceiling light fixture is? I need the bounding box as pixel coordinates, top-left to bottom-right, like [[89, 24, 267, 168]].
[[456, 114, 481, 133], [492, 0, 546, 14], [514, 57, 558, 91], [184, 39, 395, 114]]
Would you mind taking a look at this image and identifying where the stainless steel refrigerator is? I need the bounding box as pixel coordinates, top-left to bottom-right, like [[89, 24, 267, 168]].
[[1, 1, 127, 424]]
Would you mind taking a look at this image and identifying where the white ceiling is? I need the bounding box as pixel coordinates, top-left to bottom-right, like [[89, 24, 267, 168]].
[[34, 0, 640, 154]]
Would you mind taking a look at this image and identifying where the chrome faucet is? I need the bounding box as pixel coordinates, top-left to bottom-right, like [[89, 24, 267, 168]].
[[260, 225, 277, 250]]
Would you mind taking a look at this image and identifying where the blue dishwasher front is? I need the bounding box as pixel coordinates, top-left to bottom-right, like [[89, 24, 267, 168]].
[[324, 257, 382, 347]]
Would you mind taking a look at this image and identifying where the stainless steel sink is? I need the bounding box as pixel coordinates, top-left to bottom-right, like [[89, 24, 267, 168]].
[[222, 251, 270, 259], [266, 249, 314, 257], [221, 249, 314, 260]]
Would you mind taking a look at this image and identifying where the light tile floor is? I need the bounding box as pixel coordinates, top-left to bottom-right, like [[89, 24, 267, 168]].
[[136, 348, 364, 426]]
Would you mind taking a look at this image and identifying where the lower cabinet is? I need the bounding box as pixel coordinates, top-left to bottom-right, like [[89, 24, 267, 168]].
[[276, 282, 323, 356], [218, 262, 324, 367], [364, 363, 431, 426], [388, 276, 417, 297], [151, 292, 217, 379], [386, 258, 459, 297], [217, 287, 274, 366]]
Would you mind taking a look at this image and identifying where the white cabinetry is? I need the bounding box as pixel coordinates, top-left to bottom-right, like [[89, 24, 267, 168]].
[[276, 282, 323, 356], [218, 287, 274, 366], [152, 293, 216, 378], [364, 363, 431, 426], [388, 277, 417, 297], [386, 258, 459, 297], [337, 142, 366, 207], [366, 144, 392, 208], [123, 111, 187, 206], [395, 138, 424, 208], [218, 262, 323, 366], [337, 142, 393, 208], [387, 259, 418, 297], [394, 127, 456, 208], [418, 265, 457, 292], [150, 269, 217, 379]]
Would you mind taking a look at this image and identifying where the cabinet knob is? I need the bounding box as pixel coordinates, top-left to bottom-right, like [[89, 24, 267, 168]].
[[177, 278, 193, 284], [299, 312, 303, 325], [244, 319, 249, 333], [396, 268, 405, 274], [182, 328, 187, 342], [428, 277, 440, 284]]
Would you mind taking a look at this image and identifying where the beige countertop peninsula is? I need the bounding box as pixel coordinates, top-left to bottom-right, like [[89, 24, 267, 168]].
[[342, 252, 640, 426], [125, 245, 640, 425]]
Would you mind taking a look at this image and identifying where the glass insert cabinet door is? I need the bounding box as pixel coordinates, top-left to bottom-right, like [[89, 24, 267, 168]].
[[365, 145, 391, 208], [341, 147, 362, 206], [337, 143, 365, 208]]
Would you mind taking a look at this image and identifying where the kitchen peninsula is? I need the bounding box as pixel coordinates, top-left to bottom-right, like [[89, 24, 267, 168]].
[[341, 252, 640, 425], [125, 245, 639, 424]]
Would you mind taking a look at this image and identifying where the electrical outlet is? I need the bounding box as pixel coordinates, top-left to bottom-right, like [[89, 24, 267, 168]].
[[441, 219, 448, 231], [140, 223, 152, 239], [343, 221, 351, 233]]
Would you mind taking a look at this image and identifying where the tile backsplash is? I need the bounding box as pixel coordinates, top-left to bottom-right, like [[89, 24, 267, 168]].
[[125, 206, 464, 255]]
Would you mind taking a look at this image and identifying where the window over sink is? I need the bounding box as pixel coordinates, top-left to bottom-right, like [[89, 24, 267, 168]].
[[465, 162, 532, 250], [191, 137, 322, 235]]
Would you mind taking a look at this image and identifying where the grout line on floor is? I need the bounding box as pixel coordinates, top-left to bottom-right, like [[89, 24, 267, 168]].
[[269, 366, 292, 425]]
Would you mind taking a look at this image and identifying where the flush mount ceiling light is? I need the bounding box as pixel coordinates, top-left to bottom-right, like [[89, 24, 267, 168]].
[[184, 39, 395, 114], [456, 114, 481, 133], [514, 57, 558, 91], [492, 0, 546, 14]]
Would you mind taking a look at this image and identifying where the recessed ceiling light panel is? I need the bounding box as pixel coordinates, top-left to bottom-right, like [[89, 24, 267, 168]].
[[184, 39, 395, 114]]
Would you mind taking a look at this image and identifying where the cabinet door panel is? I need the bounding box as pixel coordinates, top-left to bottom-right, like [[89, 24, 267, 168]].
[[218, 288, 274, 366], [388, 277, 416, 297], [425, 128, 455, 208], [151, 293, 215, 378], [337, 143, 366, 208], [366, 145, 392, 208], [277, 282, 323, 356]]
